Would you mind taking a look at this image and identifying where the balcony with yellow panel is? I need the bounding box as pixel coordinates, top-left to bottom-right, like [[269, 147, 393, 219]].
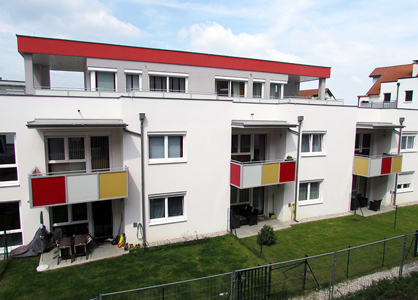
[[353, 154, 402, 178], [29, 167, 129, 208], [230, 159, 296, 189]]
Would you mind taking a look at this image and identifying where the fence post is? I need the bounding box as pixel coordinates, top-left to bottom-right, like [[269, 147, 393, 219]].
[[346, 246, 350, 279], [382, 238, 386, 267], [414, 231, 418, 258], [230, 271, 235, 300], [329, 252, 338, 300], [3, 230, 8, 260], [399, 234, 407, 277], [303, 255, 308, 290]]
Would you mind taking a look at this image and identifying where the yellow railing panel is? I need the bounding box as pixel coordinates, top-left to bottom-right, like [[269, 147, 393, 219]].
[[262, 163, 280, 185], [99, 172, 128, 199], [354, 157, 369, 176]]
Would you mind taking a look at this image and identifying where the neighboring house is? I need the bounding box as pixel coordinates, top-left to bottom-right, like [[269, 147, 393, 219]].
[[358, 61, 418, 108], [0, 79, 25, 95], [0, 36, 416, 253], [299, 88, 336, 100]]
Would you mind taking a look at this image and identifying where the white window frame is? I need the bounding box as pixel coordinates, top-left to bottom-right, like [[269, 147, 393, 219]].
[[401, 133, 416, 152], [148, 71, 189, 93], [45, 132, 112, 173], [301, 132, 326, 156], [0, 201, 22, 252], [148, 132, 187, 164], [215, 76, 248, 97], [0, 133, 19, 187], [125, 69, 142, 92], [298, 180, 323, 206], [88, 67, 117, 92], [397, 172, 413, 193], [149, 192, 186, 226]]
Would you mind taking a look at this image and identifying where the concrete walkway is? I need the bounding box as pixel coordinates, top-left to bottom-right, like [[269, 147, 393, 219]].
[[353, 204, 395, 217], [234, 218, 291, 238], [38, 241, 128, 271]]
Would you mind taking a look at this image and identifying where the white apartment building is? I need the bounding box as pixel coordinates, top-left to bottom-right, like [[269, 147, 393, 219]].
[[0, 36, 416, 252]]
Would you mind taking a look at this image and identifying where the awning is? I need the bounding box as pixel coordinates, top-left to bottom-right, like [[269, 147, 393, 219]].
[[232, 120, 297, 129], [356, 122, 404, 130], [26, 118, 128, 128]]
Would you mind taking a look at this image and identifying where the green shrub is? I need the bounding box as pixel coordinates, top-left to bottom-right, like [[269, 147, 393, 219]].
[[257, 225, 277, 246]]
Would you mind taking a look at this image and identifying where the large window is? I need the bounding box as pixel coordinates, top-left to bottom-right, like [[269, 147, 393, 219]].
[[299, 181, 322, 204], [215, 78, 246, 97], [401, 135, 415, 151], [384, 93, 391, 102], [0, 133, 18, 185], [149, 134, 185, 163], [301, 134, 324, 154], [355, 133, 371, 156], [253, 81, 264, 98], [0, 202, 22, 250], [51, 203, 88, 226], [149, 74, 187, 93], [47, 135, 109, 173], [405, 90, 413, 102], [397, 172, 413, 192], [96, 72, 115, 91], [126, 74, 140, 91], [149, 193, 185, 224], [270, 83, 283, 99]]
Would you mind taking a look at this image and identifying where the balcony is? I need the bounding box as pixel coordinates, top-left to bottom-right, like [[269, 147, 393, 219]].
[[359, 101, 397, 109], [230, 159, 296, 189], [353, 154, 402, 178], [29, 167, 128, 208]]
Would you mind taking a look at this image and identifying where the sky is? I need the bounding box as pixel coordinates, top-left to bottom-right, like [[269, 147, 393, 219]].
[[1, 0, 417, 105]]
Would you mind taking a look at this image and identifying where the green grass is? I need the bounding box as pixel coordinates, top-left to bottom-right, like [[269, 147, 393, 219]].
[[1, 205, 418, 299]]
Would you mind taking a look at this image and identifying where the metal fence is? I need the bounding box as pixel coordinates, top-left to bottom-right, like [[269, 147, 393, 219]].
[[95, 232, 418, 300]]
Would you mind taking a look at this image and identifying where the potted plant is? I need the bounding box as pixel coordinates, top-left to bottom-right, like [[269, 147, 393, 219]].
[[285, 155, 293, 161]]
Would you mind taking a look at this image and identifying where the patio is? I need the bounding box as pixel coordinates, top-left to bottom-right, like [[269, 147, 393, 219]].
[[39, 241, 128, 271], [353, 204, 395, 217], [233, 218, 290, 238]]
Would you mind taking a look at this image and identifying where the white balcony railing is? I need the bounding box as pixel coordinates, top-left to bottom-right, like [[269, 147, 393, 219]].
[[359, 101, 397, 109]]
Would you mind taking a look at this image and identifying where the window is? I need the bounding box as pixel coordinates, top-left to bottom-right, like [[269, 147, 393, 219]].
[[253, 82, 264, 98], [405, 90, 413, 102], [270, 83, 283, 99], [301, 134, 324, 154], [149, 193, 186, 224], [0, 133, 18, 185], [401, 135, 415, 151], [230, 187, 264, 213], [126, 74, 140, 91], [51, 203, 88, 225], [96, 72, 115, 91], [0, 202, 22, 250], [89, 68, 117, 92], [149, 73, 187, 93], [47, 136, 109, 173], [149, 134, 185, 163], [231, 134, 251, 162], [397, 173, 413, 192], [355, 133, 371, 156], [299, 181, 322, 204], [384, 93, 391, 102], [215, 78, 247, 97]]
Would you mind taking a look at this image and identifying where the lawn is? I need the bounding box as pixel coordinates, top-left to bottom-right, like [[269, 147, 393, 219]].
[[1, 205, 418, 300]]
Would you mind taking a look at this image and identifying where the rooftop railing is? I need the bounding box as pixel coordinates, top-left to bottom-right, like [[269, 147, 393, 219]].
[[31, 86, 345, 105], [359, 100, 397, 109]]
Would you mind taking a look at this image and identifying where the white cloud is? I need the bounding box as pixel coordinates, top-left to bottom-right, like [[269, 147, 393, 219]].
[[181, 22, 303, 63], [0, 0, 140, 41]]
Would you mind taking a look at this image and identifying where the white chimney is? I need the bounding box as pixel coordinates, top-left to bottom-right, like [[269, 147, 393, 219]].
[[413, 60, 418, 77]]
